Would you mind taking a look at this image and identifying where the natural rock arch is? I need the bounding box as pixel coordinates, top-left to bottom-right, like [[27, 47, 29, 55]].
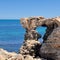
[[20, 16, 60, 60], [20, 16, 60, 41]]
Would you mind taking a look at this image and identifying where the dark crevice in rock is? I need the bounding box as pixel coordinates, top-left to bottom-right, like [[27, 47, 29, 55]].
[[43, 22, 58, 42]]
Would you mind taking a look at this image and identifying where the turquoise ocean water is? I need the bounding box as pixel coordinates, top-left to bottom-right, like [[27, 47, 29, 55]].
[[0, 20, 46, 52]]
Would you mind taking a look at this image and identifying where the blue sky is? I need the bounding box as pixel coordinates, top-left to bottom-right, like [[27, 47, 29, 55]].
[[0, 0, 60, 19]]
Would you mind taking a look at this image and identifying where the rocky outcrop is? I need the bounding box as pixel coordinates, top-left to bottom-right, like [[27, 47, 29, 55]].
[[24, 30, 41, 40], [20, 16, 45, 40], [40, 27, 60, 60], [8, 54, 24, 60], [20, 16, 60, 60], [20, 17, 44, 60], [20, 16, 60, 41], [0, 48, 19, 60], [20, 40, 41, 57], [0, 48, 43, 60]]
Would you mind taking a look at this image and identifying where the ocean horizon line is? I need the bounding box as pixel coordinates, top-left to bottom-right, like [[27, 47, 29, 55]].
[[0, 19, 20, 20]]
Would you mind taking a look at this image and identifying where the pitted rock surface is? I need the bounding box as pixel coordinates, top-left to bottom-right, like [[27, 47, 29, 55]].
[[20, 40, 41, 57]]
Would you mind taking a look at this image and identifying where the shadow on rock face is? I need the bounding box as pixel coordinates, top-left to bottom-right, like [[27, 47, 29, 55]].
[[40, 27, 60, 60]]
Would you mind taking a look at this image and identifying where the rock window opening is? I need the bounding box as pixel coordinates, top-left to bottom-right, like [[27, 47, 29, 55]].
[[36, 26, 47, 43]]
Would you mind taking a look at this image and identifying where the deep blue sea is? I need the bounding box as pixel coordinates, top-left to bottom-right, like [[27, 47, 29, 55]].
[[0, 20, 46, 52]]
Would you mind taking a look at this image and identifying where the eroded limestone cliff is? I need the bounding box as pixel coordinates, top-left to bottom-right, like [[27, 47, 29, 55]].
[[20, 16, 60, 60]]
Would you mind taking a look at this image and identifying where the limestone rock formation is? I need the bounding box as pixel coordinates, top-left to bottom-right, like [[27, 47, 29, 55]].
[[24, 30, 41, 40], [24, 55, 34, 60], [39, 17, 60, 60], [20, 40, 41, 57], [20, 17, 43, 59], [8, 54, 24, 60], [0, 48, 43, 60], [0, 48, 17, 60], [20, 16, 60, 60], [20, 16, 60, 42], [40, 27, 60, 60], [20, 16, 44, 40]]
